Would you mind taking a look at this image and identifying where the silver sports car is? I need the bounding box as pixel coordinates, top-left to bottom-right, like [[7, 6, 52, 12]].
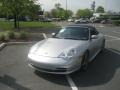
[[27, 25, 105, 74]]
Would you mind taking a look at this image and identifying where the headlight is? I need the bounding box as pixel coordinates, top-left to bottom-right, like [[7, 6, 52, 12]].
[[58, 49, 78, 59]]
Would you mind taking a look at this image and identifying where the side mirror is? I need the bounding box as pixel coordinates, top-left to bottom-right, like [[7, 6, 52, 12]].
[[52, 33, 55, 36], [91, 35, 98, 39]]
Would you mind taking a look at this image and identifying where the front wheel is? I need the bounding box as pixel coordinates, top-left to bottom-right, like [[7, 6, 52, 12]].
[[81, 52, 89, 71]]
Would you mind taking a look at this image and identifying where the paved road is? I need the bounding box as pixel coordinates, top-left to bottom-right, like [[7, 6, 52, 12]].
[[0, 23, 120, 90]]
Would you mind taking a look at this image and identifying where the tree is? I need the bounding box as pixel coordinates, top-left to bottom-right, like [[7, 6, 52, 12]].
[[76, 9, 92, 18], [66, 10, 73, 18], [0, 0, 41, 29], [44, 11, 52, 18], [51, 9, 58, 18], [96, 6, 105, 13], [27, 1, 41, 21], [50, 3, 73, 19], [55, 3, 61, 9]]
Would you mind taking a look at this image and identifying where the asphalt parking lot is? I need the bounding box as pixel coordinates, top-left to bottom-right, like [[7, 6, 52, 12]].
[[0, 23, 120, 90]]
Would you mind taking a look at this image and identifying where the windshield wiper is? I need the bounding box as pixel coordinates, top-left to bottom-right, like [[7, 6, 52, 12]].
[[63, 37, 80, 40], [54, 36, 64, 39], [54, 37, 87, 40], [64, 37, 88, 40]]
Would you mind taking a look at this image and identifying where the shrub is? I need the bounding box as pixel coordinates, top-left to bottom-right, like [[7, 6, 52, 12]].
[[0, 34, 5, 41], [19, 31, 27, 39], [112, 20, 120, 26], [6, 31, 15, 39]]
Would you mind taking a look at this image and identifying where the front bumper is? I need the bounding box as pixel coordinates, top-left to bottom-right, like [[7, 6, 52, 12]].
[[27, 53, 82, 74]]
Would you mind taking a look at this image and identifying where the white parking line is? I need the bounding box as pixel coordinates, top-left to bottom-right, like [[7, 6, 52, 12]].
[[106, 39, 120, 42], [104, 35, 120, 39], [99, 25, 104, 28], [66, 75, 78, 90], [108, 49, 120, 55], [112, 31, 120, 35], [105, 34, 120, 42]]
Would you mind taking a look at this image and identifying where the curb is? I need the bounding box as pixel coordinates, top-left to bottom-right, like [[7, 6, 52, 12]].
[[0, 41, 36, 51]]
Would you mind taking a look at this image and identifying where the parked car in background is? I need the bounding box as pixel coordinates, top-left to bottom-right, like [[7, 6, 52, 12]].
[[52, 18, 61, 21], [91, 18, 102, 23], [68, 18, 74, 22], [75, 18, 89, 24], [100, 19, 112, 24], [40, 18, 52, 22], [27, 25, 105, 74]]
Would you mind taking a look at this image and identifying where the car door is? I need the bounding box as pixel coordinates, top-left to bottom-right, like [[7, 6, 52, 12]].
[[89, 27, 100, 61]]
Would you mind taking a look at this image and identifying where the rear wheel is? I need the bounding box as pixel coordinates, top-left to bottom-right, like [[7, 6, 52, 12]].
[[81, 52, 89, 71]]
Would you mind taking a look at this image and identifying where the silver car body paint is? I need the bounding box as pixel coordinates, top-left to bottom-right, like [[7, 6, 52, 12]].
[[27, 26, 105, 74]]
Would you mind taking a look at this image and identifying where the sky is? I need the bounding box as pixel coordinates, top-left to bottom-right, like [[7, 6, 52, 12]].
[[38, 0, 120, 13]]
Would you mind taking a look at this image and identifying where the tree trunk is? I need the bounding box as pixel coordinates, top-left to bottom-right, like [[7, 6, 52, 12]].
[[17, 16, 19, 29], [17, 21, 19, 29], [14, 14, 17, 29], [14, 14, 20, 29]]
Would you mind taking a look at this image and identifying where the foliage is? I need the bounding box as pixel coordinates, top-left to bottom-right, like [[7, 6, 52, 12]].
[[76, 9, 92, 18], [0, 0, 41, 29], [96, 6, 105, 13], [66, 10, 73, 18], [112, 20, 120, 26], [0, 34, 5, 41], [44, 11, 52, 18], [51, 9, 58, 18], [6, 31, 15, 39], [0, 31, 28, 41], [55, 3, 61, 9], [19, 31, 27, 39], [50, 3, 73, 19], [27, 1, 41, 21]]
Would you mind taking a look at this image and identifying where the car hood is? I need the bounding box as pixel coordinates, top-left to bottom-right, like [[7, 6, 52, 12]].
[[34, 38, 88, 57]]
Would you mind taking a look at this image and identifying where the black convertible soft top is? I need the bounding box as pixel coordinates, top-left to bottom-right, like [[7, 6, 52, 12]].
[[67, 24, 95, 29]]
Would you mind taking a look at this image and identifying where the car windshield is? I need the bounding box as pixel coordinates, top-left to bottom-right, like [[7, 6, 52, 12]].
[[54, 27, 89, 40]]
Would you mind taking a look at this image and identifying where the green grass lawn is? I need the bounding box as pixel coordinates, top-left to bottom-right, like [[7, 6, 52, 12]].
[[0, 21, 57, 30], [19, 21, 57, 28], [0, 21, 14, 30]]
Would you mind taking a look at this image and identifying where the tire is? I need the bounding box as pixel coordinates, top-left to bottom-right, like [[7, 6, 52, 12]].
[[81, 52, 89, 71]]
